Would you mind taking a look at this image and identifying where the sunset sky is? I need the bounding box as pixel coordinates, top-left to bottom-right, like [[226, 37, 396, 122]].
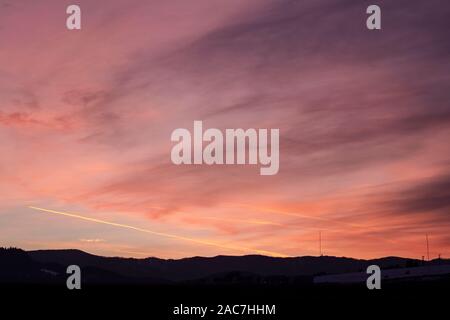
[[0, 0, 449, 259]]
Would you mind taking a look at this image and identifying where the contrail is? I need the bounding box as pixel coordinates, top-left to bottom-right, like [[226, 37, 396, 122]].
[[28, 206, 287, 257]]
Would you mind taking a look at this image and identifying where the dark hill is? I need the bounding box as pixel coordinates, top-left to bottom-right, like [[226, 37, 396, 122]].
[[2, 247, 448, 285], [27, 248, 446, 282]]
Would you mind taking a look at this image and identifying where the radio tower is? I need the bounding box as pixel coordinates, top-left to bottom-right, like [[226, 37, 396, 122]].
[[319, 231, 322, 256], [426, 234, 430, 261]]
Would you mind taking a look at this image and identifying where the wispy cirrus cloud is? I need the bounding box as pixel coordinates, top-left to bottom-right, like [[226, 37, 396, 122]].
[[0, 0, 449, 259]]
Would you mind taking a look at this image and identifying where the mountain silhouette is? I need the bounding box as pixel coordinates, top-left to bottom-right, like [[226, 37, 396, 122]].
[[1, 247, 449, 285]]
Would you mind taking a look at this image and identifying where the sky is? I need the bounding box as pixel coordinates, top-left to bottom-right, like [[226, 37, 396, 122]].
[[0, 0, 449, 259]]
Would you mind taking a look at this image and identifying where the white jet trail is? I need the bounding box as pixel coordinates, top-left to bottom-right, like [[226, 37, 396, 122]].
[[28, 206, 287, 257]]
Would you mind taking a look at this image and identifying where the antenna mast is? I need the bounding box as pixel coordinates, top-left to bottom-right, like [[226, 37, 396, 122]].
[[319, 231, 322, 256], [426, 234, 430, 261]]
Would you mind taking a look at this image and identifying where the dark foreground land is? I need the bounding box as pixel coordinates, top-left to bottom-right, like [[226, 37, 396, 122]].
[[1, 247, 449, 318]]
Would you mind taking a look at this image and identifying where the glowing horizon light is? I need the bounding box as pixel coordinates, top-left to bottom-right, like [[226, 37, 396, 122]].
[[27, 206, 288, 258]]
